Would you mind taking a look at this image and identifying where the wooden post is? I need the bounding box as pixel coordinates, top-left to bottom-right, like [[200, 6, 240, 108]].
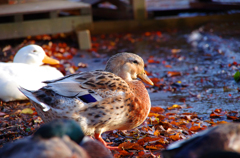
[[132, 0, 147, 20], [77, 30, 92, 50]]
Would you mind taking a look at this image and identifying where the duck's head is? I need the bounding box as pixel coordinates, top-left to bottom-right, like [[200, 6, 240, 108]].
[[105, 52, 154, 85], [33, 119, 84, 144], [13, 44, 59, 66]]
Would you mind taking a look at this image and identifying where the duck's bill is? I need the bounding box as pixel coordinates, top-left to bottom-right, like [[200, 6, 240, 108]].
[[138, 72, 154, 85], [42, 55, 60, 65]]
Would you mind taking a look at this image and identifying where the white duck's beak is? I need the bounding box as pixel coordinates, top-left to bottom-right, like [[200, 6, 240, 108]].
[[42, 55, 59, 65]]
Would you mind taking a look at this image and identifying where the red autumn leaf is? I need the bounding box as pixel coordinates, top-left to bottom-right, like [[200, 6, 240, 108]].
[[150, 107, 165, 113], [179, 98, 186, 102], [167, 71, 181, 77], [210, 112, 223, 118], [138, 151, 145, 156], [227, 115, 238, 120], [145, 70, 152, 76], [166, 113, 176, 116], [137, 137, 164, 146], [156, 31, 162, 36], [148, 59, 160, 64], [116, 150, 133, 157], [214, 109, 222, 113], [148, 113, 160, 117], [150, 78, 161, 84], [118, 142, 144, 150], [233, 61, 238, 65], [165, 65, 172, 68], [145, 32, 151, 36], [32, 112, 38, 115], [189, 125, 203, 132]]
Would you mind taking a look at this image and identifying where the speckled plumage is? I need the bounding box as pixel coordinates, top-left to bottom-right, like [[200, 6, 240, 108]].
[[20, 52, 153, 148]]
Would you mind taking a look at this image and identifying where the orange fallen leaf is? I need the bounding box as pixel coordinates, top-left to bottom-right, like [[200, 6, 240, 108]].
[[145, 144, 164, 150], [214, 108, 222, 113], [165, 65, 172, 68], [189, 125, 203, 132], [171, 49, 181, 54], [119, 142, 144, 150], [216, 121, 228, 124], [153, 130, 160, 136], [148, 113, 160, 117], [169, 133, 180, 141], [227, 115, 238, 120], [210, 112, 223, 118], [167, 71, 181, 77], [167, 104, 182, 110], [137, 137, 164, 146], [150, 107, 165, 113], [138, 151, 145, 156], [145, 32, 151, 36], [115, 150, 133, 157], [150, 78, 161, 84]]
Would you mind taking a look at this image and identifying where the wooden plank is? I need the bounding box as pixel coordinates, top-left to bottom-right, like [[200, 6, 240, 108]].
[[14, 14, 23, 22], [0, 1, 90, 16], [190, 1, 240, 10], [0, 15, 92, 40], [92, 8, 133, 19], [83, 13, 240, 35]]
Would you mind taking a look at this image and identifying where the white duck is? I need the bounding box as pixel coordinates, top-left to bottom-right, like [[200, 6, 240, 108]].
[[0, 44, 64, 102]]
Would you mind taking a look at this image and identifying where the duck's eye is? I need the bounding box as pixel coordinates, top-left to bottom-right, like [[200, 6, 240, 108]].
[[133, 60, 138, 64], [32, 50, 37, 52]]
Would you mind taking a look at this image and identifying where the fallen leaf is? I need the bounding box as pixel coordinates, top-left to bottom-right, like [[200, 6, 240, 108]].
[[150, 107, 165, 113], [169, 133, 180, 141], [119, 142, 144, 150], [167, 104, 182, 110], [145, 144, 164, 150], [167, 71, 181, 77], [138, 137, 164, 146], [21, 108, 34, 115]]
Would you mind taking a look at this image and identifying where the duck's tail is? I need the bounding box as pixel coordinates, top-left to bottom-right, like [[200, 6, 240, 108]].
[[18, 87, 50, 111]]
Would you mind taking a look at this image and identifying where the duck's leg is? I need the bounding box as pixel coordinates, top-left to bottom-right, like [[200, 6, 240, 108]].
[[94, 133, 120, 150]]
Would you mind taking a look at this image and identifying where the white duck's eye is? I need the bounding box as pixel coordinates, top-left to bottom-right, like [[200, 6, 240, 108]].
[[32, 49, 37, 52], [133, 60, 139, 64]]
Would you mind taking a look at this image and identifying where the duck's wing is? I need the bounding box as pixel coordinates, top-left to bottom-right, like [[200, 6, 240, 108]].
[[19, 70, 130, 111]]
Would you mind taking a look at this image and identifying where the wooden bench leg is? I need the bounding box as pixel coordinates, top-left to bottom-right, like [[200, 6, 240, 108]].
[[76, 30, 92, 50]]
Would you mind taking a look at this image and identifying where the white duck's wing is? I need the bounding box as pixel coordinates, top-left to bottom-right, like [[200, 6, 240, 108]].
[[19, 70, 130, 111]]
